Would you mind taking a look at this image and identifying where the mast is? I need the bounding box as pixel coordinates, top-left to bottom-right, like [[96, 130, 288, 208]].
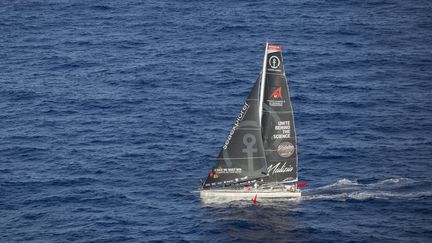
[[259, 42, 268, 126]]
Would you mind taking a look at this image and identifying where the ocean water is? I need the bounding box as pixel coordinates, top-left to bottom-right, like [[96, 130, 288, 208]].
[[1, 0, 432, 242]]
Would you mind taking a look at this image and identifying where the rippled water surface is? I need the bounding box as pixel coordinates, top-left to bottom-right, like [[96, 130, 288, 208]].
[[1, 0, 431, 242]]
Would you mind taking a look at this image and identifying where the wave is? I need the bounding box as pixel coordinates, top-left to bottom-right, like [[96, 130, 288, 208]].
[[303, 178, 431, 202], [316, 178, 360, 189], [303, 190, 432, 201]]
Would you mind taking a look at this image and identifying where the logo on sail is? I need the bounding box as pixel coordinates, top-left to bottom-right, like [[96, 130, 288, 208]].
[[277, 142, 295, 158], [267, 162, 293, 175], [209, 165, 221, 179], [268, 45, 282, 51], [223, 103, 250, 150], [214, 167, 242, 174], [267, 87, 285, 107], [269, 56, 280, 69], [273, 121, 291, 140], [269, 87, 283, 100]]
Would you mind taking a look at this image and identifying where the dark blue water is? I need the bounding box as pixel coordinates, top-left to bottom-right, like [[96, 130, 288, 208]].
[[1, 0, 432, 242]]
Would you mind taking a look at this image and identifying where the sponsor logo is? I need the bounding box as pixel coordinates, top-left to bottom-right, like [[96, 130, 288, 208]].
[[223, 102, 250, 149], [267, 162, 293, 175], [214, 167, 242, 174], [269, 56, 280, 69], [268, 44, 282, 51], [269, 55, 280, 69], [267, 87, 285, 107], [277, 142, 295, 158], [269, 87, 283, 100], [209, 165, 222, 179]]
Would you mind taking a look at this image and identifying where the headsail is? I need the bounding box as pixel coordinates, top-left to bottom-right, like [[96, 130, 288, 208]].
[[203, 78, 268, 188], [261, 44, 298, 183]]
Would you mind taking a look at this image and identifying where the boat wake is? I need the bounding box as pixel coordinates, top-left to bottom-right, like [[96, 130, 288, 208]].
[[302, 178, 432, 202]]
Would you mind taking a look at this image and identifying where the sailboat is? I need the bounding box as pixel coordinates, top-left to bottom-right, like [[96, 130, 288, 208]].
[[199, 43, 302, 203]]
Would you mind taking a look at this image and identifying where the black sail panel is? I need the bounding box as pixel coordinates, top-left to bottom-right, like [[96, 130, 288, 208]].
[[203, 78, 267, 188], [261, 45, 298, 183]]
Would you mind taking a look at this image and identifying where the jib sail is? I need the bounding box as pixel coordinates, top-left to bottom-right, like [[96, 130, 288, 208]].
[[203, 77, 268, 188]]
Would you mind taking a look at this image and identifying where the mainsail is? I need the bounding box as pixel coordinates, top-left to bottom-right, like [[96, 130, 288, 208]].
[[203, 78, 268, 188], [261, 44, 298, 183]]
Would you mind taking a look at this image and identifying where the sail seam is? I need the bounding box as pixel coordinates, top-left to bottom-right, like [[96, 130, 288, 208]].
[[266, 72, 285, 76], [263, 111, 293, 113]]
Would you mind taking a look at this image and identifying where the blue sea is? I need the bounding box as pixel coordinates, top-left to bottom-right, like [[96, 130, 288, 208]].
[[1, 0, 432, 242]]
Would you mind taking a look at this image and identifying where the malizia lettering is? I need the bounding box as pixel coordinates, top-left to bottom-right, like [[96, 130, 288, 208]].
[[223, 103, 250, 149], [267, 162, 293, 175]]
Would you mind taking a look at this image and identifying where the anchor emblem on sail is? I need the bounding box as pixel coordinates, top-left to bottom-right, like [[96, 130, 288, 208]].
[[242, 133, 257, 171]]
